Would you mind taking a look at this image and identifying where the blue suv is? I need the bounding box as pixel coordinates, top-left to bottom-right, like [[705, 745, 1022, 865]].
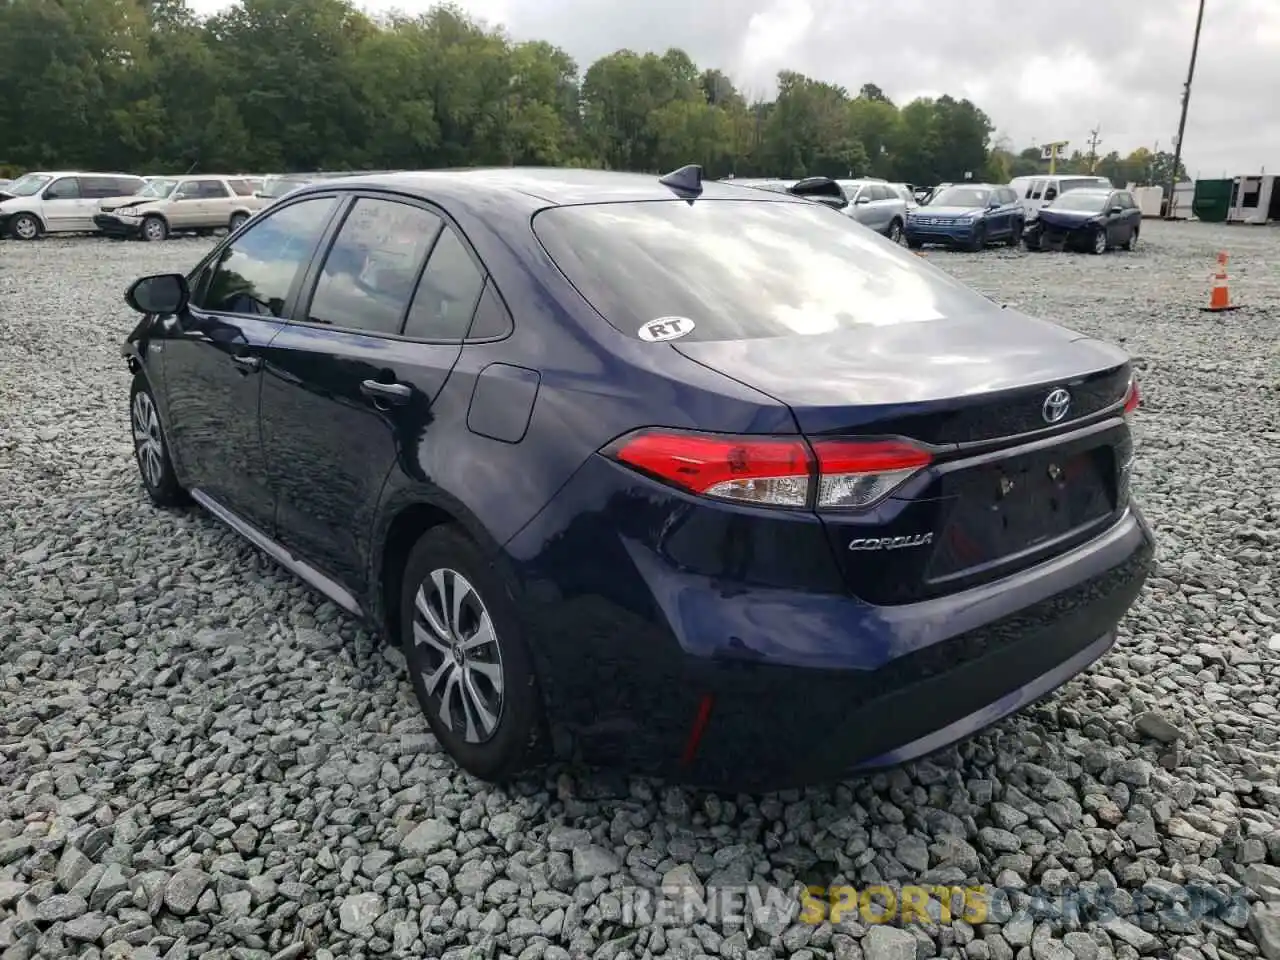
[[906, 183, 1025, 251]]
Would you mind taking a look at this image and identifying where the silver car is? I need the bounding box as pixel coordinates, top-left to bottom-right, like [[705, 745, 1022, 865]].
[[835, 180, 909, 243]]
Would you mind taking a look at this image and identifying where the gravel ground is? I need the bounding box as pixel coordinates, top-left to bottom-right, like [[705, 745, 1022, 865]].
[[2, 222, 1279, 960]]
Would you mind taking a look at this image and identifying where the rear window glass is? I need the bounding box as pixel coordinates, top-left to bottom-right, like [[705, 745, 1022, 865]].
[[533, 199, 990, 343]]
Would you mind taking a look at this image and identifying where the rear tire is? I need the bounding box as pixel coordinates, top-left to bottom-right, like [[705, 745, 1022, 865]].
[[399, 526, 545, 782], [1008, 220, 1024, 246], [141, 216, 168, 242], [228, 212, 249, 233], [9, 213, 41, 241], [129, 373, 189, 508], [1126, 227, 1139, 251], [887, 219, 904, 244]]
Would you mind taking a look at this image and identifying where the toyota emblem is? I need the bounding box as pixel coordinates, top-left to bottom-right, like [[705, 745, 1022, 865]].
[[1042, 388, 1071, 424]]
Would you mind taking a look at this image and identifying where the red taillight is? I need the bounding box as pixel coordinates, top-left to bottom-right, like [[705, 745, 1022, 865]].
[[603, 430, 933, 510], [1123, 375, 1141, 414]]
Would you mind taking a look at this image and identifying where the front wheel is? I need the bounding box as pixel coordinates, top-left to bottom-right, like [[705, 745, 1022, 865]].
[[1126, 227, 1139, 251], [129, 374, 188, 507], [1090, 228, 1108, 255], [906, 237, 923, 250], [141, 216, 168, 242], [966, 224, 987, 252], [9, 213, 41, 240], [1008, 221, 1024, 246], [887, 219, 904, 244], [399, 526, 545, 782]]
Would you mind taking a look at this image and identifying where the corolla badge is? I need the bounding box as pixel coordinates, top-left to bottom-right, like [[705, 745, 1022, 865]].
[[1042, 387, 1071, 424], [848, 533, 933, 551]]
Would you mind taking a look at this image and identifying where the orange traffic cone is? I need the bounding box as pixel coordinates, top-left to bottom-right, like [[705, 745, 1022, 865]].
[[1202, 251, 1241, 312]]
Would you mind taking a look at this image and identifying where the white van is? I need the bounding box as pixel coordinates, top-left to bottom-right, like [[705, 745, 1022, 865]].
[[0, 171, 148, 240], [1010, 174, 1113, 221]]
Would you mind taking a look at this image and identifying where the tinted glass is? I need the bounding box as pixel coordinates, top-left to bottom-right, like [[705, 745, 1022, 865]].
[[228, 179, 255, 197], [466, 281, 513, 340], [534, 199, 994, 343], [45, 177, 81, 200], [198, 180, 231, 198], [932, 186, 990, 207], [403, 227, 486, 340], [195, 197, 336, 317], [306, 198, 442, 334]]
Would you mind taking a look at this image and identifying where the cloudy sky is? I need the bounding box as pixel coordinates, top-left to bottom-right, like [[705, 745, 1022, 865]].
[[187, 0, 1278, 178]]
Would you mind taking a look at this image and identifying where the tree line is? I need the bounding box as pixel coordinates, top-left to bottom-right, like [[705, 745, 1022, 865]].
[[0, 0, 1187, 188]]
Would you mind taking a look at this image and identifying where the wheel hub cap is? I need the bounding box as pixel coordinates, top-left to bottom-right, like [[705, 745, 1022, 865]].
[[413, 569, 505, 744], [131, 392, 164, 488]]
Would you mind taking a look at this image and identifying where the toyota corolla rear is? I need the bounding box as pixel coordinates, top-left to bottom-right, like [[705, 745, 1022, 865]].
[[509, 192, 1154, 791]]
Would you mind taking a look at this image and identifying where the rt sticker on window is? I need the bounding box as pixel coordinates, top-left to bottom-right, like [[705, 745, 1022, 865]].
[[638, 317, 695, 342]]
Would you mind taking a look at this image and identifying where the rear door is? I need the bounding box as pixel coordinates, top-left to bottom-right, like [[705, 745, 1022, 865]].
[[196, 179, 236, 227], [259, 192, 484, 590], [159, 194, 340, 534]]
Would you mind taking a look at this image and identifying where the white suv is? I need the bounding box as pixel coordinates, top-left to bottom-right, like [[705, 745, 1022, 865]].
[[94, 175, 266, 241]]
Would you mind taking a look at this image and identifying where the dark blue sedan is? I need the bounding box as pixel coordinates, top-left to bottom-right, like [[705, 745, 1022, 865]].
[[906, 183, 1026, 250], [120, 165, 1153, 791]]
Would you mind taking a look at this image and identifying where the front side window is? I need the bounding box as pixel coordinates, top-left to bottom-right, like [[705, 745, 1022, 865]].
[[306, 198, 443, 334], [45, 177, 81, 200], [533, 198, 995, 342], [194, 197, 337, 317]]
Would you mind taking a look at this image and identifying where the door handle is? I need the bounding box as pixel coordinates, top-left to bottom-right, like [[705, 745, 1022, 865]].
[[231, 354, 262, 374], [360, 379, 411, 405]]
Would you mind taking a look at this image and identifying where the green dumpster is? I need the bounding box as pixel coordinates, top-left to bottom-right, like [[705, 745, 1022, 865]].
[[1192, 179, 1232, 222]]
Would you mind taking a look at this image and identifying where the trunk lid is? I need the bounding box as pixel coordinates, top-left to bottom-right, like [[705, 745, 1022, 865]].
[[674, 316, 1134, 604], [672, 310, 1130, 442]]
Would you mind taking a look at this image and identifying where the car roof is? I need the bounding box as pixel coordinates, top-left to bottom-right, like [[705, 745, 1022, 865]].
[[286, 167, 802, 215]]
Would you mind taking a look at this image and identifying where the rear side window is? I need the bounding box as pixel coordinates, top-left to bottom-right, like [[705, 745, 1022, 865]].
[[305, 197, 443, 335], [81, 176, 134, 198], [228, 179, 257, 197], [534, 199, 991, 343], [403, 227, 486, 341], [198, 180, 231, 199], [193, 196, 336, 317]]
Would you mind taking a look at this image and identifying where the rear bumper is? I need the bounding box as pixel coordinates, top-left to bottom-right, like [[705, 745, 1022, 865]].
[[507, 453, 1156, 790]]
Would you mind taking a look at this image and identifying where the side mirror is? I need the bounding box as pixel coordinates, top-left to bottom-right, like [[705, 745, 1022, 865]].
[[855, 196, 871, 205], [126, 273, 189, 315], [812, 195, 848, 210], [1110, 206, 1123, 214]]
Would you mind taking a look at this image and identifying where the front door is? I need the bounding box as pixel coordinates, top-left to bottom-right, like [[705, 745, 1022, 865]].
[[158, 194, 340, 534], [260, 194, 485, 591], [41, 176, 85, 231]]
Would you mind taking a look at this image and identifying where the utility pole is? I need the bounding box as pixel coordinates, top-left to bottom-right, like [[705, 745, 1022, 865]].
[[1166, 0, 1206, 219], [1086, 126, 1102, 173]]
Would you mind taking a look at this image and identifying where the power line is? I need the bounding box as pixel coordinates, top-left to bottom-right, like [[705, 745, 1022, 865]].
[[1166, 0, 1206, 219]]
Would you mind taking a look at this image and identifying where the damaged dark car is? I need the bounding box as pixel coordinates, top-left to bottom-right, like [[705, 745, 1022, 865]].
[[1024, 188, 1142, 254]]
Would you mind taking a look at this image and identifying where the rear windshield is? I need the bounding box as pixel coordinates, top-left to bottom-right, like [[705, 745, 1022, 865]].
[[533, 199, 989, 342], [1059, 178, 1109, 193]]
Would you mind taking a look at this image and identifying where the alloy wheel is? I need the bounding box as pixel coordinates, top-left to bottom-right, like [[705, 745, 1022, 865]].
[[131, 391, 164, 489], [144, 218, 166, 242], [1093, 230, 1107, 254], [889, 221, 904, 244], [13, 216, 38, 240], [412, 569, 505, 744]]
